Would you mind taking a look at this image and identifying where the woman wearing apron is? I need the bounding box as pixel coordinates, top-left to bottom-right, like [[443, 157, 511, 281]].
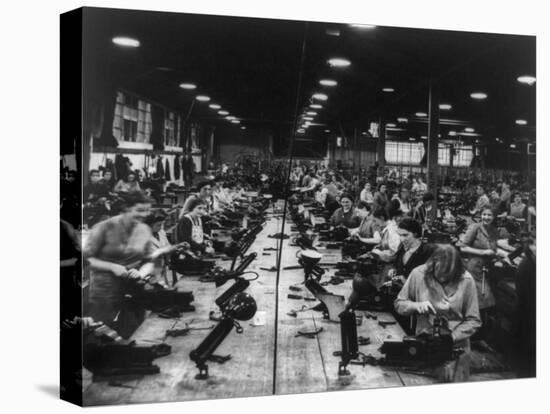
[[83, 192, 154, 331], [175, 197, 214, 255]]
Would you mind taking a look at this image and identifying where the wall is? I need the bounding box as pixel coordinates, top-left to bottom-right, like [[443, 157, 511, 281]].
[[213, 125, 273, 165]]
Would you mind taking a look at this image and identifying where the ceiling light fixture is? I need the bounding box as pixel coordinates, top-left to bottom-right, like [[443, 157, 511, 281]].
[[226, 116, 236, 120], [386, 123, 396, 128], [464, 127, 475, 132], [218, 110, 229, 116], [209, 104, 221, 110], [470, 92, 488, 100], [449, 131, 457, 136], [303, 117, 314, 121], [517, 75, 536, 86], [241, 126, 246, 130], [382, 87, 394, 92], [112, 36, 140, 47], [310, 104, 323, 109], [324, 129, 331, 133], [327, 58, 351, 68], [312, 93, 328, 101], [319, 79, 338, 87], [397, 117, 408, 123], [439, 104, 452, 110], [515, 119, 527, 125], [231, 120, 240, 124], [510, 144, 517, 149], [195, 95, 211, 102], [179, 83, 197, 90], [306, 111, 317, 116], [415, 112, 428, 117], [349, 24, 377, 29]]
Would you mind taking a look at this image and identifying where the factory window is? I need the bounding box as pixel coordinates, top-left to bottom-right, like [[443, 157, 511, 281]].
[[164, 111, 180, 147], [438, 143, 474, 167], [113, 91, 152, 143], [453, 144, 474, 167], [385, 141, 425, 165], [438, 144, 451, 166]]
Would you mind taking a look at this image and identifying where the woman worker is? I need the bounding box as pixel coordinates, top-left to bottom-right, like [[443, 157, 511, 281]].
[[394, 245, 481, 382], [388, 218, 434, 284], [175, 198, 215, 255], [458, 207, 506, 318], [113, 171, 141, 194], [350, 201, 381, 247], [329, 193, 362, 229], [144, 211, 189, 286], [83, 192, 154, 332]]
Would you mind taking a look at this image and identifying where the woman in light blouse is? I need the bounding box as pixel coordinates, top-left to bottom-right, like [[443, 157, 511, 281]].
[[395, 245, 481, 382]]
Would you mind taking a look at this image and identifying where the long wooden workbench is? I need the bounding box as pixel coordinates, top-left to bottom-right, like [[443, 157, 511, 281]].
[[83, 212, 512, 405]]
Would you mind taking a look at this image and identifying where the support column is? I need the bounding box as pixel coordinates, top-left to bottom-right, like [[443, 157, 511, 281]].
[[377, 117, 386, 171], [427, 81, 439, 210]]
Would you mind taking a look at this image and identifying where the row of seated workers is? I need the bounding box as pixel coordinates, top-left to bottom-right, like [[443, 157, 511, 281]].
[[60, 164, 535, 381], [290, 167, 535, 380]]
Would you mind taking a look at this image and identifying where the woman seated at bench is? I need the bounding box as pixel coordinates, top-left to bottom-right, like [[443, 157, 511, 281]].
[[114, 171, 141, 194], [175, 198, 215, 255], [329, 193, 361, 229], [394, 245, 481, 382]]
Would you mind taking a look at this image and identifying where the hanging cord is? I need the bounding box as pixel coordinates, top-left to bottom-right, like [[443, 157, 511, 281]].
[[272, 23, 309, 395]]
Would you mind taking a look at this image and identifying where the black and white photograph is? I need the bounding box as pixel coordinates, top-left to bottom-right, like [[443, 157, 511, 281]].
[[55, 2, 540, 409]]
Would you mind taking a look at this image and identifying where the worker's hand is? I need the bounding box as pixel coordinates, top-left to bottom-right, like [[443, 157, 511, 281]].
[[205, 246, 215, 255], [414, 301, 436, 315], [127, 268, 145, 280], [391, 275, 407, 285], [110, 264, 128, 278], [387, 268, 397, 278]]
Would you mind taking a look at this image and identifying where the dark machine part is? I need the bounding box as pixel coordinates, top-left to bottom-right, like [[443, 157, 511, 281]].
[[305, 279, 346, 322], [231, 251, 257, 274], [379, 316, 462, 367], [189, 317, 235, 379], [349, 274, 402, 313], [335, 257, 379, 278], [338, 309, 359, 376], [189, 292, 257, 380], [215, 278, 251, 311], [341, 239, 372, 259], [292, 232, 316, 250], [84, 337, 171, 377], [134, 281, 195, 313], [424, 217, 467, 245], [202, 251, 257, 287], [298, 258, 325, 281], [318, 226, 349, 242]]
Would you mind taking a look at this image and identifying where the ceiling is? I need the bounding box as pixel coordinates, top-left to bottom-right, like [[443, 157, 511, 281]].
[[81, 7, 536, 157]]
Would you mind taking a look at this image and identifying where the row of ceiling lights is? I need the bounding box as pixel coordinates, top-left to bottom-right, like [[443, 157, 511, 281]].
[[113, 34, 534, 138], [112, 36, 246, 130]]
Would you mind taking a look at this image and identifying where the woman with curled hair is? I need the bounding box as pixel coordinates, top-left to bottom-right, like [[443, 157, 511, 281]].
[[394, 245, 481, 382]]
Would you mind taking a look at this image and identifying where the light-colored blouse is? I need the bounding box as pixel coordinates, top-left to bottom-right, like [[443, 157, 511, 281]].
[[394, 264, 481, 346]]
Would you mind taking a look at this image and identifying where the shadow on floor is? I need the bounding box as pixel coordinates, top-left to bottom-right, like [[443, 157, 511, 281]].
[[36, 384, 59, 399]]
